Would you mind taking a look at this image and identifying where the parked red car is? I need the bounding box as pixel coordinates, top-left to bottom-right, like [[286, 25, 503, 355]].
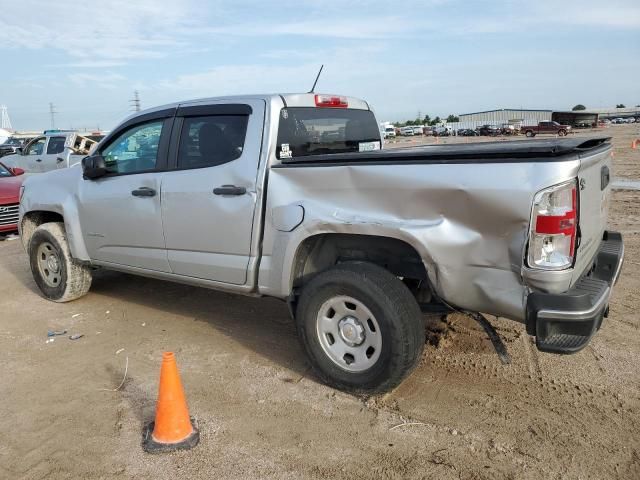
[[521, 121, 571, 137], [0, 162, 25, 234]]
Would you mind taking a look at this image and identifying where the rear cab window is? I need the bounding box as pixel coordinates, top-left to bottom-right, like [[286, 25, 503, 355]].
[[46, 137, 66, 155], [276, 108, 381, 160]]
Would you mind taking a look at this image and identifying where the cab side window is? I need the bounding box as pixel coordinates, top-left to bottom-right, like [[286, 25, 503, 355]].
[[46, 137, 66, 155], [101, 121, 164, 174], [25, 137, 46, 155], [177, 115, 248, 169]]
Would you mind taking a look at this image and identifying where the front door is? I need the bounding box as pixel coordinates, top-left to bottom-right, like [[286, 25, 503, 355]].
[[22, 136, 47, 172], [77, 117, 173, 272], [161, 100, 265, 284]]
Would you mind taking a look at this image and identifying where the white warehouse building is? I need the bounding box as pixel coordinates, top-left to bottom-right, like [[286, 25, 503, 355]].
[[458, 109, 552, 125], [446, 109, 553, 132]]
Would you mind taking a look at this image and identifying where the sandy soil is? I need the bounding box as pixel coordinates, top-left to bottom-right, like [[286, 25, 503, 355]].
[[0, 125, 638, 479]]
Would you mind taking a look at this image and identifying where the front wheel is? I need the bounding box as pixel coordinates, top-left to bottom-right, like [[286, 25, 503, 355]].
[[29, 222, 92, 302], [296, 262, 425, 393], [525, 130, 535, 137], [558, 129, 567, 136]]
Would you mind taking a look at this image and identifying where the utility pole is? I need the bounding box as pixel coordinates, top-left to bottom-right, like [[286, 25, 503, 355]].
[[130, 90, 141, 112], [49, 102, 58, 129]]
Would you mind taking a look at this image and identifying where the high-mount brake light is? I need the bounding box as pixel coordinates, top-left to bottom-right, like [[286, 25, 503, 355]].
[[527, 180, 578, 270], [314, 95, 348, 108]]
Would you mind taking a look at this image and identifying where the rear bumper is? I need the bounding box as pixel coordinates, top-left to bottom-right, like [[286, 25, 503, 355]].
[[525, 231, 624, 354]]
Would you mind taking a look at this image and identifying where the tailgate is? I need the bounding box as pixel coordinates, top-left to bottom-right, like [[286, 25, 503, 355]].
[[572, 145, 612, 282]]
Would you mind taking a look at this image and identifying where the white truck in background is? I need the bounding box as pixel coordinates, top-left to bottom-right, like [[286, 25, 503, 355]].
[[2, 131, 99, 173]]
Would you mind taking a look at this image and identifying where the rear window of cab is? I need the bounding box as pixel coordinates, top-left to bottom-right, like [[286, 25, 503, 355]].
[[276, 108, 381, 159]]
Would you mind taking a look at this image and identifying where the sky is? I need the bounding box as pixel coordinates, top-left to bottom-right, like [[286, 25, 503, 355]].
[[1, 0, 639, 131]]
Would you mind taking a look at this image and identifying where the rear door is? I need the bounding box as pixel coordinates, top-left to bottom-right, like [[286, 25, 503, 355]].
[[42, 136, 67, 171], [161, 100, 265, 285], [22, 136, 47, 172], [539, 122, 553, 134]]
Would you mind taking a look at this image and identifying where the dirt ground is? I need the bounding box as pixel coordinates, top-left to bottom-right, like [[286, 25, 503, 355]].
[[1, 125, 638, 479]]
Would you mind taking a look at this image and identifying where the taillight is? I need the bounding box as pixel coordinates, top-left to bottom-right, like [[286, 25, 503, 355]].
[[527, 180, 577, 270], [314, 94, 348, 108]]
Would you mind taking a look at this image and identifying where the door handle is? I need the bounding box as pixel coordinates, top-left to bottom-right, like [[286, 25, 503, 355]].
[[36, 158, 42, 162], [131, 187, 157, 197], [213, 185, 246, 196], [56, 157, 65, 163]]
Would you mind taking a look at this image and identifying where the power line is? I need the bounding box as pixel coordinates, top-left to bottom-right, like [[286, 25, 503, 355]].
[[49, 102, 58, 129], [130, 90, 141, 112]]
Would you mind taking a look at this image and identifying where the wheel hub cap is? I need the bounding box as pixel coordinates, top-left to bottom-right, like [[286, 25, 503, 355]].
[[315, 295, 382, 373], [338, 316, 365, 346], [47, 255, 60, 274], [36, 242, 62, 288]]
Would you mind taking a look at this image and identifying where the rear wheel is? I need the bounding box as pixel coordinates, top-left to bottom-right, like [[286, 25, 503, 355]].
[[296, 262, 425, 393], [525, 130, 535, 137], [29, 222, 92, 302]]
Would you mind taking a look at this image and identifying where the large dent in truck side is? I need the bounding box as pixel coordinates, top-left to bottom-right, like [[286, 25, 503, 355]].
[[259, 159, 582, 323]]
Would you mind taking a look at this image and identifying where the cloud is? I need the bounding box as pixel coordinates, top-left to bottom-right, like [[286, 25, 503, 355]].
[[69, 72, 126, 89], [0, 0, 197, 60], [241, 16, 421, 39], [50, 60, 128, 68]]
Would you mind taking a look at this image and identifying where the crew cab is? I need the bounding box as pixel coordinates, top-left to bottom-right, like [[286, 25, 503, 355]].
[[18, 93, 624, 393], [522, 121, 572, 137], [2, 131, 98, 173]]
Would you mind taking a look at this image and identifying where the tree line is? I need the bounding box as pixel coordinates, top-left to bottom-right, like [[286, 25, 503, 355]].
[[396, 114, 460, 126], [572, 104, 635, 110]]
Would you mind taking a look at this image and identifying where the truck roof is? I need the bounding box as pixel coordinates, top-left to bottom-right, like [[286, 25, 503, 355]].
[[119, 93, 371, 125]]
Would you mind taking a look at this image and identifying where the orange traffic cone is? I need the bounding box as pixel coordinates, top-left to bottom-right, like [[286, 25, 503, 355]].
[[143, 352, 199, 453]]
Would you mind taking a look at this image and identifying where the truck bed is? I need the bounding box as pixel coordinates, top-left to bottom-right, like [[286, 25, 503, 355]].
[[278, 137, 611, 166]]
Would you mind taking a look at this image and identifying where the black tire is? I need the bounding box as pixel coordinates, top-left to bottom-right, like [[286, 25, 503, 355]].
[[558, 129, 567, 136], [29, 222, 92, 302], [296, 262, 425, 393], [525, 130, 535, 137]]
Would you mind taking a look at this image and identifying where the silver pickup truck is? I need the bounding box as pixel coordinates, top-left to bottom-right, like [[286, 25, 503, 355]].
[[18, 93, 624, 393]]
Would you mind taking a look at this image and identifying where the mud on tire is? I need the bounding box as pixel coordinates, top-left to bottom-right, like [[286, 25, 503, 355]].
[[296, 262, 425, 394], [28, 222, 92, 302]]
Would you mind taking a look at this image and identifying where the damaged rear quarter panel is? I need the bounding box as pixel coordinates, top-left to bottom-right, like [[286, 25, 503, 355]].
[[259, 159, 580, 322]]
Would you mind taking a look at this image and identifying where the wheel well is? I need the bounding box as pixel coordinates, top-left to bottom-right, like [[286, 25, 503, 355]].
[[21, 211, 64, 249], [291, 234, 430, 298]]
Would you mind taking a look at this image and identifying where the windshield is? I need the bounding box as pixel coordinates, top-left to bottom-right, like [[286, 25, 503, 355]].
[[0, 163, 12, 177], [2, 137, 22, 146], [276, 107, 381, 158]]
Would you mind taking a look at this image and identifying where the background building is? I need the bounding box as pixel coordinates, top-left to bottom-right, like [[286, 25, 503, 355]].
[[458, 108, 552, 125], [448, 107, 610, 131]]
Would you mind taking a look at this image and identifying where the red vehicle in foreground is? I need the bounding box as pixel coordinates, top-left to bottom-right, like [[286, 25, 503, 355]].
[[0, 162, 25, 234]]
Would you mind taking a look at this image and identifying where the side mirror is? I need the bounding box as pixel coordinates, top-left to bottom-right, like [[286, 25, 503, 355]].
[[10, 167, 25, 176], [82, 155, 107, 180]]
